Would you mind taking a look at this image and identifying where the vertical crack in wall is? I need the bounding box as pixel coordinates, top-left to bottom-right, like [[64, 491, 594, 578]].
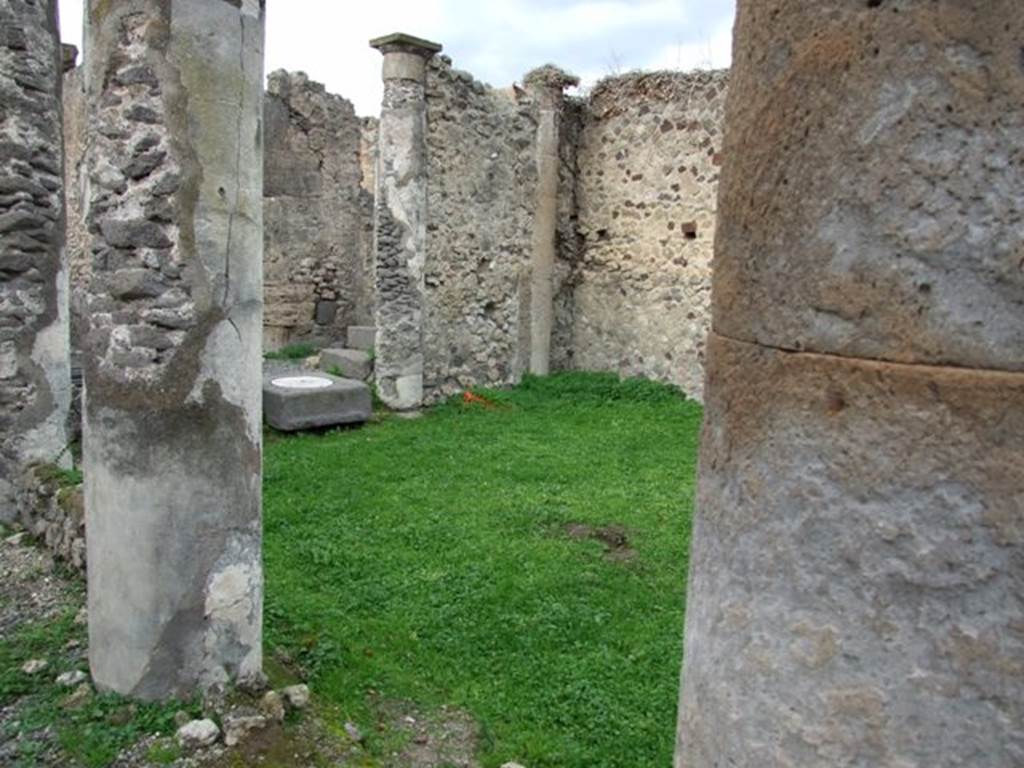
[[221, 9, 248, 308]]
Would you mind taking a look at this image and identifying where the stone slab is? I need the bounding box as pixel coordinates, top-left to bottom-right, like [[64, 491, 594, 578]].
[[263, 373, 371, 431], [369, 33, 442, 55], [320, 348, 372, 380], [710, 1, 1024, 371], [676, 332, 1024, 767], [347, 325, 376, 351]]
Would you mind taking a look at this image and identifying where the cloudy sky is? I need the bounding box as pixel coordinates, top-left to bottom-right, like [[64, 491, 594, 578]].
[[57, 0, 735, 116]]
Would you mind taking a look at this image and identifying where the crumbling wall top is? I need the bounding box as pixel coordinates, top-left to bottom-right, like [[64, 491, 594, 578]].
[[523, 64, 580, 92], [588, 68, 728, 118]]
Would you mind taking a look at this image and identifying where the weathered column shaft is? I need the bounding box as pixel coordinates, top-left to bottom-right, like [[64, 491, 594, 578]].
[[524, 66, 577, 377], [677, 1, 1023, 766], [0, 0, 71, 521], [83, 0, 265, 700], [370, 33, 441, 410]]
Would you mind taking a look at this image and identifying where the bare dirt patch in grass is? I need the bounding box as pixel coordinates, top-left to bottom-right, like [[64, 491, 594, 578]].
[[564, 522, 638, 563]]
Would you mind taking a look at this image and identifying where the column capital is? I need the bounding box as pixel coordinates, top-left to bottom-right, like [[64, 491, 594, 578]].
[[370, 33, 442, 83]]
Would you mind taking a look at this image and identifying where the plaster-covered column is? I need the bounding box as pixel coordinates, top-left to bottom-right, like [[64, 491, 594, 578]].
[[676, 2, 1023, 765], [0, 0, 71, 521], [523, 66, 577, 376], [83, 0, 265, 699], [369, 33, 441, 410]]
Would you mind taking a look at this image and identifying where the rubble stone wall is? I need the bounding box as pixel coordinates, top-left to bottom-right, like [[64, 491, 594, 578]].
[[17, 464, 85, 571], [571, 70, 728, 401], [263, 70, 374, 351], [420, 57, 542, 401], [0, 0, 71, 521], [416, 65, 726, 402], [63, 59, 725, 402]]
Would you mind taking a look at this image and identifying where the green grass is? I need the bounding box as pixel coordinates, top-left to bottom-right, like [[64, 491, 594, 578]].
[[263, 372, 703, 767], [264, 343, 318, 360]]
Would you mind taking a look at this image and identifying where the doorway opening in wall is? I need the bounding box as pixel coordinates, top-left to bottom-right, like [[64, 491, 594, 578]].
[[261, 372, 702, 767]]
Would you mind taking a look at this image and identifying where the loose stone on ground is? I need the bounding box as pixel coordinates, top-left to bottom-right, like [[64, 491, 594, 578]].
[[177, 719, 220, 750]]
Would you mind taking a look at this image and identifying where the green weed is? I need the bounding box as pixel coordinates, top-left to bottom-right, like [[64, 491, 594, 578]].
[[264, 343, 318, 361]]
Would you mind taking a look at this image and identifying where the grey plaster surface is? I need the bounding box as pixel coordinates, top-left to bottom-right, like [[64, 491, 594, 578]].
[[263, 372, 370, 431], [372, 38, 436, 411], [83, 0, 266, 700], [525, 74, 571, 376]]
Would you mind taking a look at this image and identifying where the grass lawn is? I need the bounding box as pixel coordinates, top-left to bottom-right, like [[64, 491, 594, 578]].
[[263, 372, 703, 767]]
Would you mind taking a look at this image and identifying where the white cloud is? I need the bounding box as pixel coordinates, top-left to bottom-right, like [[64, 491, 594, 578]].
[[645, 16, 733, 72], [58, 0, 735, 115]]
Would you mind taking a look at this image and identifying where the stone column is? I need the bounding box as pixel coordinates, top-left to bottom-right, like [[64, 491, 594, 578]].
[[369, 33, 441, 410], [676, 3, 1024, 765], [0, 0, 72, 522], [523, 66, 577, 376], [83, 0, 265, 700]]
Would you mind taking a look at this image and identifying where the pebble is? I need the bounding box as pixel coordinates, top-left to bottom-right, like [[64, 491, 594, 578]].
[[21, 659, 48, 675], [282, 683, 310, 710], [56, 669, 88, 687], [344, 721, 364, 743], [260, 690, 286, 722], [176, 718, 220, 750]]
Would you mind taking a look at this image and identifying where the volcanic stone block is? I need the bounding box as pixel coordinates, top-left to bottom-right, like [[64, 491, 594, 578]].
[[320, 348, 372, 380], [314, 300, 338, 326], [711, 0, 1024, 370], [676, 3, 1024, 766], [263, 373, 371, 431], [0, 0, 71, 522], [347, 325, 376, 352], [677, 332, 1024, 766], [83, 0, 266, 700]]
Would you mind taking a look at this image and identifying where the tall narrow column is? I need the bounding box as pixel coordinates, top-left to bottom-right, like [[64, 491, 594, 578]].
[[0, 0, 71, 521], [369, 33, 440, 410], [523, 66, 576, 376], [676, 2, 1023, 766], [83, 0, 265, 699]]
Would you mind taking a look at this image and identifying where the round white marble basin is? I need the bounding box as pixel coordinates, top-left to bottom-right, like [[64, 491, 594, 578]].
[[270, 375, 333, 390]]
